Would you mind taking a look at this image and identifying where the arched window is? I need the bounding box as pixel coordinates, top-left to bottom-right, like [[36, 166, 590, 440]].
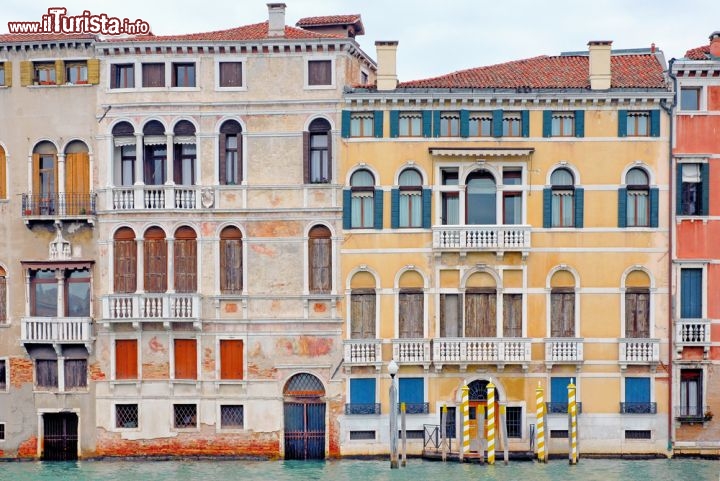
[[396, 169, 423, 228], [348, 169, 376, 229], [549, 168, 575, 227], [64, 140, 91, 215], [308, 225, 331, 294], [173, 121, 196, 185], [620, 167, 658, 228], [466, 170, 496, 225], [465, 272, 497, 337], [550, 270, 575, 337], [219, 226, 242, 293], [32, 141, 58, 215], [143, 121, 166, 185], [350, 271, 376, 339], [144, 227, 167, 293], [305, 118, 331, 184], [174, 226, 197, 293], [112, 122, 136, 187], [398, 271, 424, 338], [625, 270, 650, 338], [219, 120, 242, 185], [114, 228, 137, 293]]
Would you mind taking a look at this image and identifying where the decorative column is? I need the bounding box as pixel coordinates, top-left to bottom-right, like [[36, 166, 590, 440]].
[[536, 382, 546, 463], [487, 382, 496, 465], [568, 379, 578, 465], [461, 385, 469, 462]]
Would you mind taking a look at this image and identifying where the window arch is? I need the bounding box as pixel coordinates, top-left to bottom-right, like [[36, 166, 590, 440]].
[[112, 121, 136, 187], [619, 167, 658, 228], [624, 270, 650, 338], [544, 168, 583, 228], [32, 141, 58, 215], [344, 169, 380, 229], [304, 118, 331, 184], [143, 121, 167, 185], [219, 226, 243, 294], [393, 168, 427, 228], [464, 271, 497, 337], [64, 140, 91, 215], [144, 227, 167, 293], [114, 227, 137, 293], [398, 270, 424, 339], [173, 121, 196, 185], [219, 120, 242, 185], [350, 271, 376, 339], [174, 226, 197, 293], [549, 269, 576, 337], [308, 225, 331, 294], [466, 170, 496, 225]]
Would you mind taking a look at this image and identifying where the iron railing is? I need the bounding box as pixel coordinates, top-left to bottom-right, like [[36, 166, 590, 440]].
[[620, 402, 657, 414], [546, 402, 583, 414], [21, 193, 96, 217], [399, 402, 429, 414], [344, 403, 381, 415]]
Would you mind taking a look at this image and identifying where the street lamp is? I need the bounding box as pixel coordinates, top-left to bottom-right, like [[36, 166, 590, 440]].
[[388, 359, 399, 469]]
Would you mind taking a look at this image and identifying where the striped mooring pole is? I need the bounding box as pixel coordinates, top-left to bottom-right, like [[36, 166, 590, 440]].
[[487, 382, 496, 465], [568, 380, 578, 465], [536, 382, 546, 463], [461, 385, 470, 462]]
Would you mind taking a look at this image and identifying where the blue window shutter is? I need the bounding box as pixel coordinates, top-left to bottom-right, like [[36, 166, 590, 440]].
[[460, 109, 470, 137], [618, 188, 627, 228], [650, 110, 660, 137], [625, 378, 650, 403], [551, 377, 572, 404], [649, 187, 659, 227], [342, 189, 352, 229], [422, 188, 432, 229], [389, 110, 400, 138], [374, 189, 384, 229], [391, 188, 400, 229], [681, 268, 703, 318], [492, 109, 503, 138], [350, 378, 376, 404], [701, 163, 710, 215], [399, 378, 424, 404], [521, 110, 530, 137], [422, 110, 432, 137], [618, 110, 628, 137], [543, 188, 552, 228], [676, 164, 683, 215], [341, 110, 351, 138], [542, 110, 552, 137], [575, 110, 585, 138], [574, 187, 584, 228], [373, 110, 384, 138], [433, 110, 441, 137]]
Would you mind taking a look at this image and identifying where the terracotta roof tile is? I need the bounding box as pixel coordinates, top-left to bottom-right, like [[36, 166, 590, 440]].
[[296, 15, 361, 26], [0, 32, 96, 43], [685, 45, 710, 60]]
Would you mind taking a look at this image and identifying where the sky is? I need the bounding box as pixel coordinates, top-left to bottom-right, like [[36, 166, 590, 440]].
[[2, 0, 719, 81]]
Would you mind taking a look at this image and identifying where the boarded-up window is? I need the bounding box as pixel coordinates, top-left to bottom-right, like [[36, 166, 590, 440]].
[[219, 62, 242, 87], [0, 267, 6, 323], [64, 359, 87, 389], [309, 226, 331, 293], [114, 228, 137, 293], [142, 63, 165, 87], [115, 339, 138, 380], [35, 359, 58, 388], [220, 339, 243, 380], [308, 60, 332, 86], [174, 339, 197, 380], [351, 290, 376, 339], [144, 228, 167, 293], [503, 294, 522, 337], [440, 294, 461, 337], [220, 226, 242, 293], [625, 289, 650, 338], [465, 290, 496, 337], [174, 227, 197, 293], [551, 289, 575, 337], [399, 290, 424, 338]]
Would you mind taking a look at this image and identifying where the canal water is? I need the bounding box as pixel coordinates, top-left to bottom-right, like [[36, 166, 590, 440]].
[[0, 458, 717, 481]]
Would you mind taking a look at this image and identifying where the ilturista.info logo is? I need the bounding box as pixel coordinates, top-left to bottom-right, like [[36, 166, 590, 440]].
[[7, 8, 150, 35]]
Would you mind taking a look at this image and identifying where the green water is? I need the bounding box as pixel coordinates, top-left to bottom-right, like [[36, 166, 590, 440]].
[[0, 458, 716, 481]]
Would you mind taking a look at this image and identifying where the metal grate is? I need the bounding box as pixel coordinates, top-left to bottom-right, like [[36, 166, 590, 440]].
[[350, 430, 376, 440], [550, 429, 569, 438], [174, 404, 197, 428], [625, 430, 652, 440], [116, 404, 138, 428], [468, 380, 489, 401], [506, 406, 522, 438], [221, 405, 244, 428], [284, 373, 325, 397], [400, 430, 424, 439]]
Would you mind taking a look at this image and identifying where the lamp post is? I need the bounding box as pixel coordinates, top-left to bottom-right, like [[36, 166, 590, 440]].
[[388, 359, 399, 469]]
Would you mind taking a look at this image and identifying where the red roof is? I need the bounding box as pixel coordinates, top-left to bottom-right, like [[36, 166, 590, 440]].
[[296, 15, 361, 26], [0, 32, 95, 43], [398, 53, 665, 89], [685, 45, 710, 60]]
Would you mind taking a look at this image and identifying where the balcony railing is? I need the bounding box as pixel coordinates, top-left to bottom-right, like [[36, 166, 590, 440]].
[[101, 293, 201, 326], [399, 402, 429, 414], [620, 402, 657, 414], [432, 225, 531, 253], [545, 338, 584, 366], [343, 339, 382, 369], [546, 402, 583, 414], [392, 339, 432, 368], [21, 193, 96, 220], [676, 319, 711, 356], [619, 338, 660, 367], [345, 403, 381, 415], [109, 185, 200, 211], [21, 316, 92, 343], [432, 337, 531, 371], [675, 406, 711, 423]]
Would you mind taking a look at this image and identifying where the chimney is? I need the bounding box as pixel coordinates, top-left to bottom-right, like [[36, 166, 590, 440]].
[[267, 3, 286, 37], [588, 40, 612, 90], [375, 41, 399, 91], [710, 31, 720, 58]]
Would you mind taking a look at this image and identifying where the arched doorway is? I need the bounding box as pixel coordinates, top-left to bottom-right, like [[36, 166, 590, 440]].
[[467, 379, 501, 452], [283, 373, 326, 460]]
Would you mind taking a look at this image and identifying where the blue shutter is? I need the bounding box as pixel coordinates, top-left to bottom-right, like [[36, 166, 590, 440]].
[[389, 110, 400, 138], [551, 377, 572, 404], [373, 110, 384, 138], [460, 109, 470, 137], [574, 187, 584, 228], [676, 165, 683, 215], [342, 189, 352, 229], [422, 188, 432, 229], [341, 110, 351, 138], [618, 188, 627, 228], [374, 189, 384, 229], [575, 110, 585, 138], [618, 110, 628, 137], [680, 269, 703, 318], [649, 187, 659, 227], [399, 378, 424, 404], [542, 110, 552, 137], [625, 377, 650, 403], [433, 110, 441, 137], [521, 110, 530, 137], [422, 110, 432, 137], [701, 163, 710, 215], [492, 109, 503, 138], [543, 188, 552, 228], [350, 378, 376, 404], [650, 110, 660, 137], [391, 188, 400, 229]]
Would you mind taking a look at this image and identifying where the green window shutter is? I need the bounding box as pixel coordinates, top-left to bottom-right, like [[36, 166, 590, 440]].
[[373, 111, 384, 138], [460, 109, 470, 138], [575, 110, 585, 138], [341, 110, 351, 138], [542, 110, 552, 137], [649, 187, 659, 227], [391, 188, 400, 229], [390, 110, 400, 138], [543, 188, 552, 228], [618, 188, 627, 228], [650, 110, 660, 137], [492, 109, 503, 138], [422, 188, 432, 229], [374, 189, 384, 229], [433, 110, 441, 137], [574, 187, 584, 228], [618, 110, 628, 137], [342, 189, 352, 229], [422, 111, 432, 137], [701, 163, 710, 215], [521, 110, 530, 137], [676, 164, 683, 215]]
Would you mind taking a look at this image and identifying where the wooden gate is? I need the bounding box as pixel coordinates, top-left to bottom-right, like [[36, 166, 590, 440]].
[[43, 412, 78, 461], [283, 373, 326, 460]]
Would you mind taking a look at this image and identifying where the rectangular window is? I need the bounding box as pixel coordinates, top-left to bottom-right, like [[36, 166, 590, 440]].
[[398, 290, 424, 338], [348, 378, 377, 414], [173, 404, 197, 429], [506, 406, 522, 438], [679, 369, 702, 418], [550, 376, 573, 413], [350, 113, 374, 137], [308, 60, 332, 86], [221, 405, 244, 428], [625, 430, 651, 439], [65, 61, 88, 84], [442, 406, 457, 438], [224, 134, 240, 184], [465, 290, 496, 337], [219, 62, 242, 87], [502, 112, 522, 137], [116, 404, 138, 428], [350, 430, 376, 440], [551, 112, 575, 136], [441, 169, 459, 225], [398, 112, 422, 137], [64, 359, 87, 389], [551, 290, 575, 337], [350, 190, 374, 228], [440, 293, 461, 337], [399, 377, 425, 413], [0, 63, 5, 86], [551, 189, 575, 227], [309, 130, 330, 183], [679, 163, 704, 216], [31, 270, 58, 317], [350, 290, 376, 339], [142, 63, 165, 87], [120, 145, 136, 186], [220, 233, 243, 294], [0, 359, 6, 391], [174, 339, 197, 380], [680, 87, 700, 111], [35, 359, 58, 389], [503, 293, 522, 337], [680, 268, 703, 318], [626, 111, 650, 136], [0, 423, 4, 441], [503, 192, 522, 225], [172, 62, 195, 87], [623, 377, 652, 414], [115, 339, 138, 380], [111, 63, 134, 89], [220, 339, 244, 380], [469, 112, 493, 137], [440, 112, 460, 137], [625, 290, 650, 338], [550, 430, 569, 438], [34, 62, 56, 84]]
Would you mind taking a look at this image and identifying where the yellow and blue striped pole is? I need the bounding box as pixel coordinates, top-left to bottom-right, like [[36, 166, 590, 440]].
[[536, 382, 546, 463], [568, 379, 578, 465], [461, 385, 469, 462], [487, 382, 495, 465]]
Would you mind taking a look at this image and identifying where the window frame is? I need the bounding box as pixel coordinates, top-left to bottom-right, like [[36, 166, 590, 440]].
[[143, 227, 167, 293], [33, 61, 56, 85], [115, 403, 139, 429], [626, 111, 650, 137], [308, 225, 332, 294], [678, 162, 707, 217], [468, 112, 493, 137], [115, 338, 138, 380], [110, 62, 135, 89], [349, 113, 375, 138], [397, 168, 423, 228], [173, 338, 198, 380], [678, 369, 703, 419], [218, 120, 243, 185], [502, 112, 522, 137], [398, 289, 424, 339], [551, 112, 575, 137], [141, 62, 165, 88], [219, 339, 244, 381], [398, 112, 423, 137], [349, 169, 376, 229], [350, 289, 376, 339], [64, 60, 88, 85], [439, 112, 461, 137], [173, 403, 198, 430], [219, 226, 243, 294], [219, 404, 245, 430], [34, 358, 58, 390], [171, 62, 196, 88], [680, 86, 701, 112], [216, 59, 245, 90], [173, 226, 197, 294], [0, 357, 7, 392], [306, 118, 332, 184], [305, 57, 335, 89], [550, 168, 576, 228], [114, 228, 137, 294], [550, 288, 575, 338], [625, 168, 651, 227], [0, 62, 5, 87]]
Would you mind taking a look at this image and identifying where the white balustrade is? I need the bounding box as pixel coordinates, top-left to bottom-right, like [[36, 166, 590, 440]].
[[392, 339, 431, 363], [343, 339, 382, 364], [433, 225, 531, 251], [545, 338, 584, 363], [433, 338, 531, 365], [21, 317, 92, 342], [102, 294, 200, 321], [619, 338, 660, 364], [109, 186, 200, 211]]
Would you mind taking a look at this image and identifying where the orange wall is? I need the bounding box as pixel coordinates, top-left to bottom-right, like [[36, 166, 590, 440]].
[[675, 115, 720, 153]]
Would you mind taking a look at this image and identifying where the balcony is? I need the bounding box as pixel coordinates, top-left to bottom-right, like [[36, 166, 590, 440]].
[[101, 293, 201, 329], [546, 402, 583, 414], [675, 406, 712, 424], [108, 185, 203, 211], [343, 339, 382, 371], [392, 339, 432, 370], [345, 403, 381, 415], [676, 318, 711, 358], [545, 338, 584, 368], [21, 316, 93, 351], [398, 402, 429, 414], [432, 225, 531, 257], [432, 337, 531, 372], [21, 193, 96, 223], [619, 338, 660, 369], [620, 402, 657, 414]]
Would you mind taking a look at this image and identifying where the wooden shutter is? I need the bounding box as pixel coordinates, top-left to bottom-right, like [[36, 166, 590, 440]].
[[65, 152, 90, 215], [373, 110, 384, 138], [114, 235, 137, 293], [521, 110, 529, 137], [701, 163, 710, 215], [220, 339, 243, 380], [440, 294, 461, 338], [422, 110, 432, 137], [618, 188, 628, 228], [87, 59, 100, 84], [618, 110, 628, 137], [20, 60, 32, 86], [650, 110, 660, 137], [173, 144, 182, 185], [3, 61, 11, 87], [142, 63, 164, 87], [351, 291, 375, 339], [32, 153, 41, 198], [626, 290, 650, 338], [341, 110, 351, 138], [144, 230, 167, 293], [390, 188, 400, 229], [574, 110, 585, 137], [54, 59, 64, 85], [302, 131, 310, 184], [373, 189, 384, 229], [398, 291, 423, 338], [218, 133, 227, 185], [342, 189, 352, 229], [503, 294, 522, 337], [574, 187, 584, 228], [543, 188, 552, 228], [433, 110, 442, 137], [219, 62, 242, 87], [115, 339, 138, 380], [389, 110, 400, 138], [309, 231, 331, 294], [422, 189, 432, 229], [551, 290, 575, 337], [468, 290, 496, 337], [0, 147, 5, 199], [174, 339, 197, 379], [174, 236, 197, 293], [220, 228, 242, 293], [649, 187, 659, 228], [625, 377, 650, 403], [460, 109, 470, 138], [542, 110, 553, 137], [492, 109, 503, 138]]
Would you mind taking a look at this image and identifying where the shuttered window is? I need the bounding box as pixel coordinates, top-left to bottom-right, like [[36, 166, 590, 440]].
[[35, 359, 58, 388], [308, 226, 331, 294], [220, 226, 243, 294], [115, 339, 138, 380], [144, 228, 167, 293], [111, 63, 134, 88], [308, 60, 332, 86], [219, 62, 242, 87], [174, 227, 197, 293], [220, 339, 243, 380], [0, 267, 6, 323], [551, 289, 575, 337], [114, 228, 137, 293], [680, 268, 702, 319], [174, 339, 197, 380], [465, 290, 496, 337], [142, 63, 165, 87], [351, 290, 376, 339], [625, 290, 650, 338], [503, 294, 522, 337], [440, 294, 461, 337], [64, 359, 87, 389], [399, 290, 424, 338], [171, 62, 195, 87]]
